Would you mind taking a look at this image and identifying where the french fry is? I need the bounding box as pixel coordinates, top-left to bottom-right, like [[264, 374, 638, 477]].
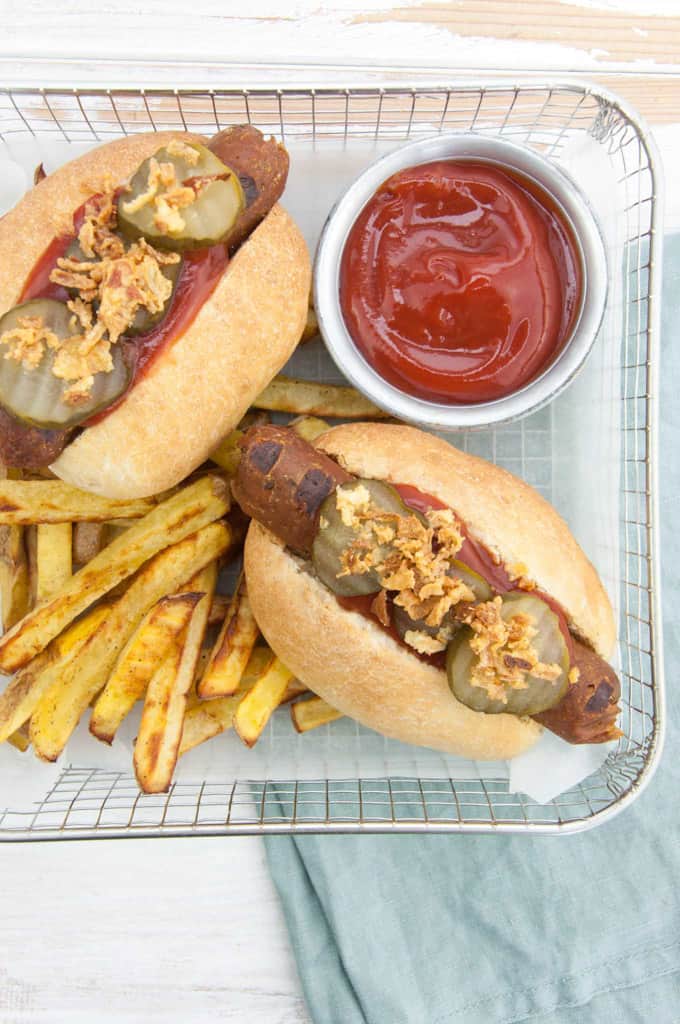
[[193, 646, 212, 683], [7, 723, 30, 752], [180, 667, 304, 755], [89, 592, 203, 744], [253, 375, 390, 420], [198, 575, 259, 698], [300, 304, 319, 343], [35, 523, 72, 603], [233, 657, 294, 748], [133, 647, 186, 793], [0, 521, 29, 630], [0, 604, 110, 743], [209, 430, 243, 475], [289, 415, 331, 443], [134, 564, 216, 793], [241, 646, 275, 684], [73, 522, 107, 565], [281, 679, 309, 703], [0, 479, 157, 525], [208, 593, 229, 626], [291, 695, 343, 733], [179, 691, 245, 755], [0, 474, 229, 674], [29, 522, 231, 762]]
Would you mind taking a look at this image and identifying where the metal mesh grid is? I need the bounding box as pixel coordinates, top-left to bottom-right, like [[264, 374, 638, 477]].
[[0, 81, 662, 836]]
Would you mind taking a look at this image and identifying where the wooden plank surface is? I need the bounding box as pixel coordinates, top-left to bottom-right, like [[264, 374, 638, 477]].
[[0, 837, 310, 1023]]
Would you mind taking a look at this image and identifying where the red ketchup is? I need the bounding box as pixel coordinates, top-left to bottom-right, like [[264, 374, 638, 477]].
[[20, 193, 229, 425], [340, 160, 582, 404], [338, 484, 572, 662]]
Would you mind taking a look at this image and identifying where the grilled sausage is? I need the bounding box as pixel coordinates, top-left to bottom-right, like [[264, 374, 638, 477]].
[[0, 407, 72, 472], [232, 424, 352, 554], [208, 125, 289, 252], [535, 640, 622, 743]]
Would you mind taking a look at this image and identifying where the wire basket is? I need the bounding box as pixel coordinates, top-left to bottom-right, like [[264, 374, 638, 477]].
[[0, 80, 663, 837]]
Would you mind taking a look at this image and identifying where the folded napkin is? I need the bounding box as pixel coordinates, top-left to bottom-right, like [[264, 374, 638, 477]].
[[264, 237, 680, 1024]]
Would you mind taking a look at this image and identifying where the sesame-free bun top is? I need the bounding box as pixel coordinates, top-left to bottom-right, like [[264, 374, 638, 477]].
[[243, 423, 616, 761], [0, 132, 311, 498]]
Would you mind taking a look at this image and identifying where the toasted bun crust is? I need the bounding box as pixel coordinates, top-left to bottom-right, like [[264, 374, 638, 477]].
[[0, 132, 310, 498], [245, 523, 542, 760], [244, 423, 616, 761]]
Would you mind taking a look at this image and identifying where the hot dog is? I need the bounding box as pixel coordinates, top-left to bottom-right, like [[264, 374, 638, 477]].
[[234, 422, 622, 760], [0, 127, 310, 498]]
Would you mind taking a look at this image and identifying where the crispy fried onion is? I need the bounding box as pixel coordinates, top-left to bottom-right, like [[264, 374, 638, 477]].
[[463, 597, 562, 704], [335, 484, 473, 654]]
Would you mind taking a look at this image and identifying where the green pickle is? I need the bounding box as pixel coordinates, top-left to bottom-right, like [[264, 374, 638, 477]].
[[446, 592, 569, 715], [312, 478, 409, 597], [0, 298, 130, 429], [117, 142, 245, 251]]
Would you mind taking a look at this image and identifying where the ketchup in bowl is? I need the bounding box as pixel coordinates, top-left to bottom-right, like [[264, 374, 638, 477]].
[[339, 160, 582, 404]]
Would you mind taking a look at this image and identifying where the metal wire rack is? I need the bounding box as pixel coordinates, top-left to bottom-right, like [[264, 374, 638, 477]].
[[0, 80, 663, 837]]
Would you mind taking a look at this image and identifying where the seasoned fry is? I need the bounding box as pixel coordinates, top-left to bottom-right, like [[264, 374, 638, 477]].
[[134, 563, 216, 793], [291, 695, 343, 733], [281, 679, 308, 703], [73, 522, 107, 565], [300, 304, 319, 343], [289, 415, 331, 443], [0, 474, 230, 674], [7, 723, 30, 752], [208, 593, 230, 626], [29, 522, 231, 762], [233, 657, 294, 747], [0, 480, 157, 525], [198, 575, 259, 698], [89, 592, 203, 744], [35, 523, 72, 602], [241, 646, 276, 685], [133, 646, 186, 793], [209, 430, 243, 475], [180, 665, 304, 755], [0, 604, 109, 743], [253, 375, 390, 419], [0, 521, 29, 630], [179, 691, 245, 755]]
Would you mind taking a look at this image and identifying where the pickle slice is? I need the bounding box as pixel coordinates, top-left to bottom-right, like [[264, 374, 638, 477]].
[[446, 592, 569, 715], [0, 299, 130, 429], [449, 560, 492, 603], [312, 478, 408, 597], [117, 141, 245, 251]]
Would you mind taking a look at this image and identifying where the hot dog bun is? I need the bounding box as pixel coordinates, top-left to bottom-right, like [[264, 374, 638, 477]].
[[244, 423, 616, 761], [0, 132, 310, 498]]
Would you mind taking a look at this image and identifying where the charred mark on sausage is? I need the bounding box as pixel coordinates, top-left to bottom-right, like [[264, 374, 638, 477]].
[[294, 468, 337, 516], [585, 680, 614, 714], [249, 441, 282, 474]]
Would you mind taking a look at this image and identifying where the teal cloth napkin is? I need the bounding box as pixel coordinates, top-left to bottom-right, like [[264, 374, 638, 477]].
[[264, 237, 680, 1024]]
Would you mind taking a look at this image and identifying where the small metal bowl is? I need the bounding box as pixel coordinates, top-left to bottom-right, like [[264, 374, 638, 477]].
[[314, 133, 608, 430]]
